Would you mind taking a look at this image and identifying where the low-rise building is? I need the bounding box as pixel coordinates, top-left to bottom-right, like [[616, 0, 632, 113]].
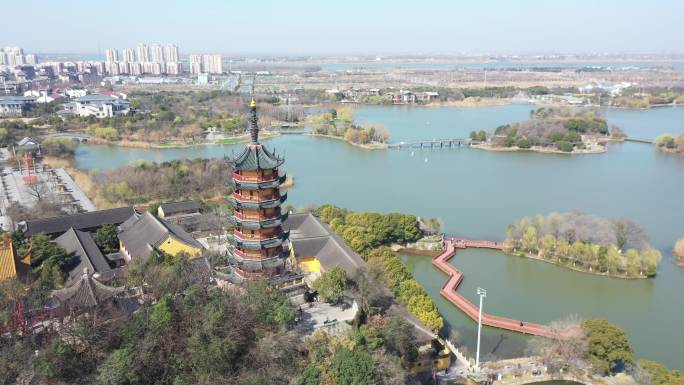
[[342, 88, 381, 100], [55, 228, 118, 283], [70, 94, 131, 118], [0, 237, 18, 281], [0, 236, 30, 283], [16, 137, 41, 155], [388, 90, 439, 104], [284, 213, 366, 281], [158, 200, 200, 219], [64, 88, 88, 98], [0, 95, 35, 117], [21, 206, 136, 238], [119, 212, 204, 262]]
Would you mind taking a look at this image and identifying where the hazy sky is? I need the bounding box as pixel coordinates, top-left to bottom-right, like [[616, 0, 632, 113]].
[[2, 0, 683, 55]]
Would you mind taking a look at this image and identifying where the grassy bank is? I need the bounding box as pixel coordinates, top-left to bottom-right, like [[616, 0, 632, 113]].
[[85, 131, 279, 149]]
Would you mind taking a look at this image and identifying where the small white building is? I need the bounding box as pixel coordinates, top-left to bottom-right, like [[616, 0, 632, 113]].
[[69, 94, 131, 118], [65, 88, 88, 98], [197, 73, 209, 85]]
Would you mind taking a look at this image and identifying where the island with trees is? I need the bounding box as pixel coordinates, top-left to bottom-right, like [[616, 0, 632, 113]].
[[504, 212, 662, 278], [305, 107, 390, 149], [470, 107, 625, 154], [675, 238, 684, 267], [654, 133, 684, 154]]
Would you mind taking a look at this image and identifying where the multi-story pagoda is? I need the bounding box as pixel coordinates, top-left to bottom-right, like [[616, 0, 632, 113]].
[[226, 99, 289, 280]]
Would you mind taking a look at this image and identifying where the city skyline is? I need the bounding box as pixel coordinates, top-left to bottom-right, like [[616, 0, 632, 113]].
[[2, 0, 684, 55]]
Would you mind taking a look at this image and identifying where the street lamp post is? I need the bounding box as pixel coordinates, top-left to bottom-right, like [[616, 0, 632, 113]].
[[475, 287, 487, 371]]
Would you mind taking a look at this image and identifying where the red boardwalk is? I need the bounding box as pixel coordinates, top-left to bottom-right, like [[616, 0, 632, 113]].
[[434, 238, 558, 339]]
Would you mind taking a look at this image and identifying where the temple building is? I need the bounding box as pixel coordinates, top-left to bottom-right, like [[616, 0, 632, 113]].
[[52, 268, 124, 310], [226, 99, 290, 281]]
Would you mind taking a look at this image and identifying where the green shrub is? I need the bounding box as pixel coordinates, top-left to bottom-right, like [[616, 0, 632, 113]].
[[556, 141, 574, 152]]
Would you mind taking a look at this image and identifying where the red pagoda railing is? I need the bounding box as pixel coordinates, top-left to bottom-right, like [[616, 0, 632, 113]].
[[233, 248, 266, 260], [232, 172, 279, 183], [234, 211, 281, 221], [233, 229, 281, 241], [232, 191, 280, 202]]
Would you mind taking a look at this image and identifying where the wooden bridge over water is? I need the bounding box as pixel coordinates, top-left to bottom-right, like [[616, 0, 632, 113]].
[[387, 138, 470, 149], [433, 238, 560, 339]]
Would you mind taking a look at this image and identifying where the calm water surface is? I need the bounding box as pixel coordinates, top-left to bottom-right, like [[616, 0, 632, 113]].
[[74, 105, 684, 370]]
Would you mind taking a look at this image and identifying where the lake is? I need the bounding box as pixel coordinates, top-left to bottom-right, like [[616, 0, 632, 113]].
[[74, 105, 684, 370]]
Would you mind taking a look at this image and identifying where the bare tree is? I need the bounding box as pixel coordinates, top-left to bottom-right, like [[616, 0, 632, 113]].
[[529, 316, 587, 373], [613, 218, 647, 251], [25, 180, 51, 202]]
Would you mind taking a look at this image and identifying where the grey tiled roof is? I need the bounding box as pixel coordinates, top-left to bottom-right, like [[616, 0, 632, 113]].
[[229, 144, 284, 171], [23, 207, 137, 237], [52, 271, 124, 308], [159, 200, 200, 216], [285, 213, 366, 276], [0, 96, 35, 105], [119, 212, 203, 261], [76, 94, 117, 102], [55, 228, 112, 282]]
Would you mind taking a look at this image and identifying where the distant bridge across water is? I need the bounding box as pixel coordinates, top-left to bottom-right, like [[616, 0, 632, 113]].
[[624, 137, 654, 144], [387, 138, 470, 149]]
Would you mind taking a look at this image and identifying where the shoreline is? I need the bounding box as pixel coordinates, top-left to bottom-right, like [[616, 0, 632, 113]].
[[470, 142, 607, 155], [84, 132, 280, 149], [657, 147, 684, 155], [304, 132, 388, 150], [504, 250, 650, 280], [415, 98, 682, 110], [396, 247, 442, 257]]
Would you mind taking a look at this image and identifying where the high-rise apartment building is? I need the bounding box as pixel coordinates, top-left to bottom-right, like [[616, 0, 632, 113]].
[[130, 62, 142, 76], [8, 54, 24, 66], [122, 48, 136, 63], [202, 54, 223, 74], [165, 44, 179, 63], [105, 48, 118, 63], [166, 62, 182, 75], [150, 44, 164, 63], [136, 43, 149, 63], [189, 54, 202, 74], [25, 54, 37, 65]]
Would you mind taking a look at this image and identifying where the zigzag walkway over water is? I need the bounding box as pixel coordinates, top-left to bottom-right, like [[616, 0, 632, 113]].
[[433, 238, 558, 339]]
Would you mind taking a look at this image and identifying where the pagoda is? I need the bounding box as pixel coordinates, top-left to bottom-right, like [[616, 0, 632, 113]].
[[226, 99, 289, 280]]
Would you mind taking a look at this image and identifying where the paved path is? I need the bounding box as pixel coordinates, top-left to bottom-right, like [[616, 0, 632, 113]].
[[433, 238, 558, 338]]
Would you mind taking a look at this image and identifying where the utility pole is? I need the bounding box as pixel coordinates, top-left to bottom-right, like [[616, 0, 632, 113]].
[[475, 287, 487, 371]]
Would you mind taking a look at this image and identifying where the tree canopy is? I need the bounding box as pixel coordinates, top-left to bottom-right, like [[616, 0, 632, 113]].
[[582, 319, 633, 375], [94, 224, 120, 254], [18, 234, 78, 288], [505, 212, 661, 278], [489, 108, 613, 152], [314, 205, 422, 258], [312, 266, 347, 304]]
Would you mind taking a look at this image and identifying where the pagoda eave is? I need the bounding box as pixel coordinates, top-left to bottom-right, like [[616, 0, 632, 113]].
[[228, 192, 287, 210], [227, 213, 289, 229], [228, 174, 287, 190]]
